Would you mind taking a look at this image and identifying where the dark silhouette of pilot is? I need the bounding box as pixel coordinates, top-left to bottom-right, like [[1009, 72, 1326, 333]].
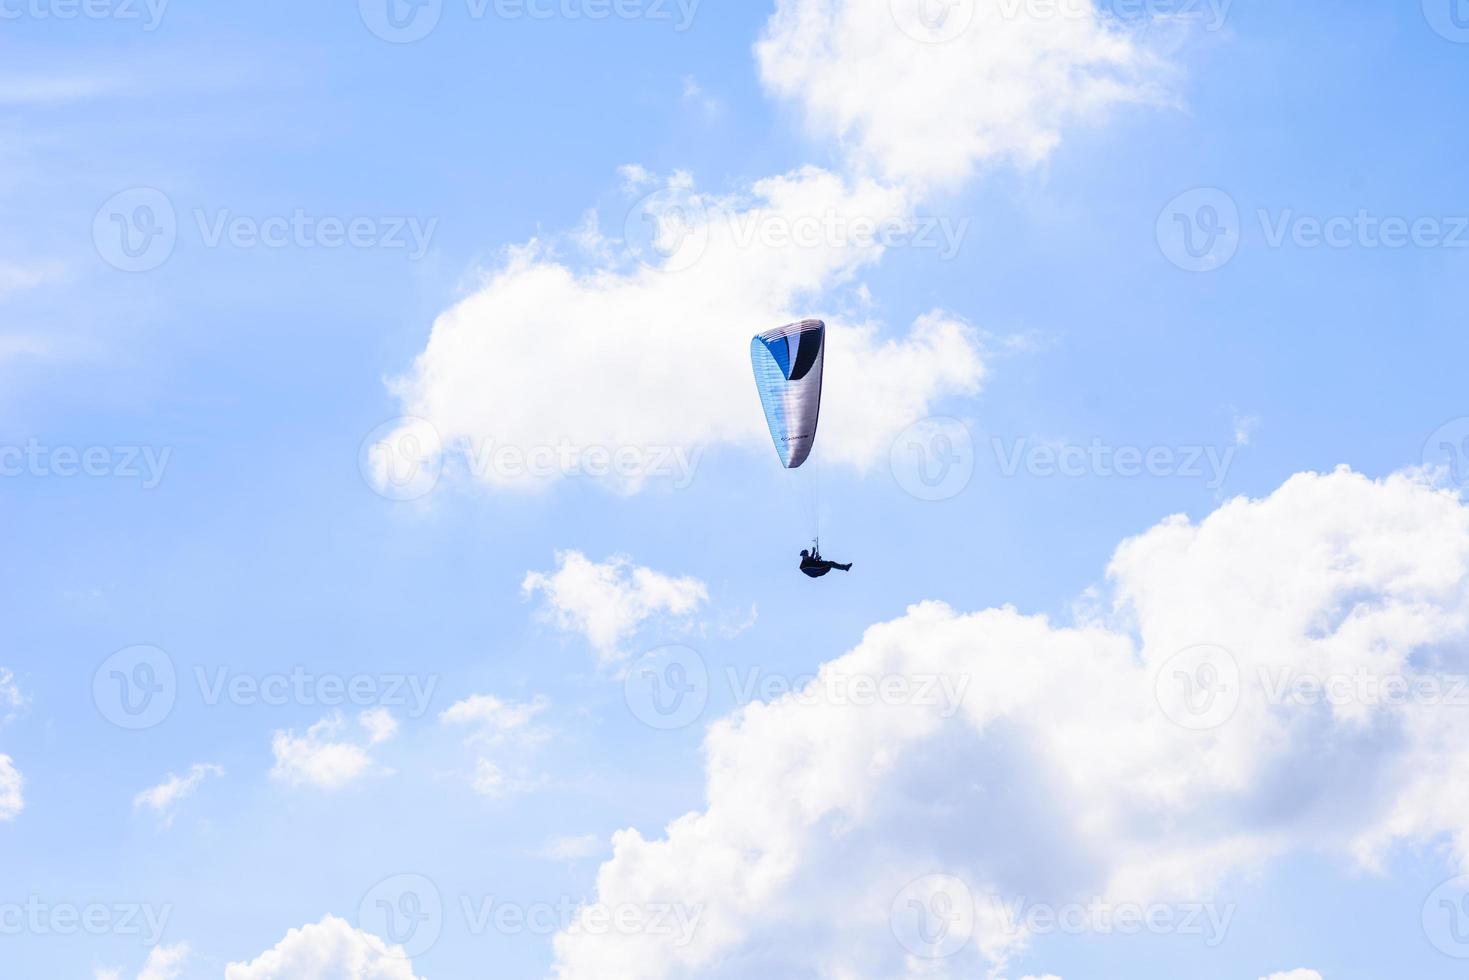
[[800, 548, 852, 578]]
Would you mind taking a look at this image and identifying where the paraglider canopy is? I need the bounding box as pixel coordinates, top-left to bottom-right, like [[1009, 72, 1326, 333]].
[[750, 319, 825, 469]]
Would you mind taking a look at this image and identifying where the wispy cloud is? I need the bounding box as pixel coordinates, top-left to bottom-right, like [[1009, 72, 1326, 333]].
[[133, 764, 224, 827]]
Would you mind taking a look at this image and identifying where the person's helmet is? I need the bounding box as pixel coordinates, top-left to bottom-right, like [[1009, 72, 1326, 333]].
[[800, 550, 811, 559]]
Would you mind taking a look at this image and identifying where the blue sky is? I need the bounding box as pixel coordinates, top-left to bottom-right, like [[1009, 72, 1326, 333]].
[[5, 1, 1469, 978]]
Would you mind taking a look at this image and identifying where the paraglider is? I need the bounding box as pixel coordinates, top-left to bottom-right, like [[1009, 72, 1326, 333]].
[[799, 546, 852, 578], [750, 319, 853, 578]]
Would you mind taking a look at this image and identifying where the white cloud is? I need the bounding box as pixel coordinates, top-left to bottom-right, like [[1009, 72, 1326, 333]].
[[756, 0, 1166, 188], [99, 943, 189, 980], [523, 552, 709, 664], [441, 693, 551, 798], [270, 711, 394, 791], [381, 167, 985, 495], [224, 916, 424, 980], [551, 468, 1469, 978], [137, 944, 189, 980], [1233, 412, 1260, 447], [0, 667, 25, 723], [0, 755, 21, 821], [359, 706, 400, 746], [133, 764, 224, 827], [1261, 971, 1323, 980], [440, 693, 549, 744]]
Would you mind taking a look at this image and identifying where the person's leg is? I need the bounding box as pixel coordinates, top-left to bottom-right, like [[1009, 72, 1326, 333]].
[[836, 563, 852, 571]]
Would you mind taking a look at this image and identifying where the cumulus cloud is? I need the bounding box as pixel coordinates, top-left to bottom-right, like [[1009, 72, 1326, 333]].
[[270, 710, 396, 790], [0, 755, 21, 821], [224, 916, 424, 980], [98, 943, 189, 980], [381, 168, 985, 494], [551, 468, 1469, 978], [134, 764, 224, 827], [756, 0, 1165, 188], [523, 552, 709, 664]]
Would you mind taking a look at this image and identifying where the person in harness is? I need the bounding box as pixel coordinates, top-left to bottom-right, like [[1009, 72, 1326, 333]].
[[800, 544, 852, 578]]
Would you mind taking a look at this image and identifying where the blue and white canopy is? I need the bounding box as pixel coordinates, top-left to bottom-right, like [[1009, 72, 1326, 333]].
[[750, 319, 826, 469]]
